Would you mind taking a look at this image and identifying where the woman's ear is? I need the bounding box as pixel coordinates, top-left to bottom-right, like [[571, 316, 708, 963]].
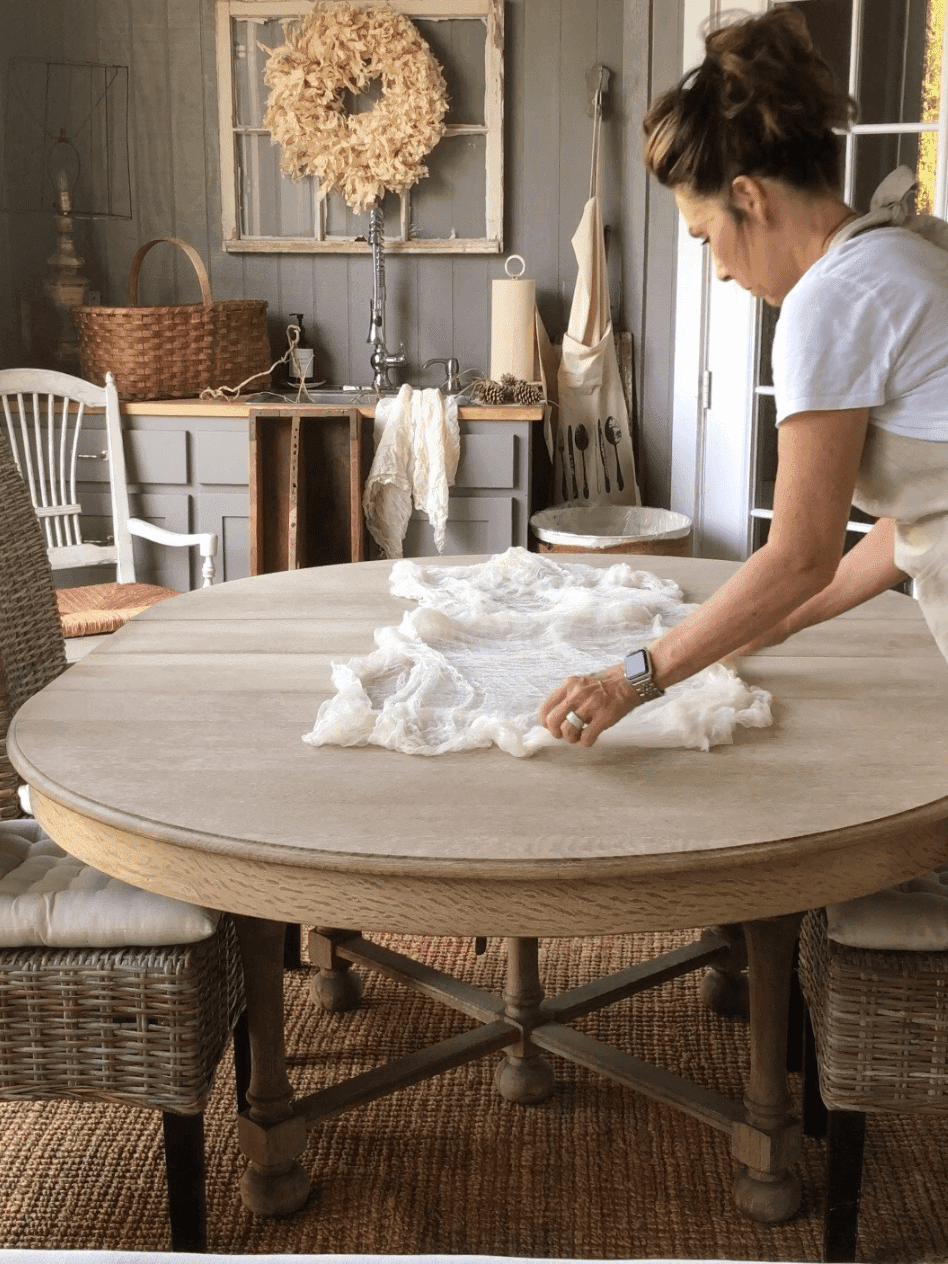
[[730, 174, 769, 223]]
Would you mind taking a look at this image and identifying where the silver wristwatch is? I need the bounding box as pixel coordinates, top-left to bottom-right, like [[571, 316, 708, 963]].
[[623, 647, 664, 703]]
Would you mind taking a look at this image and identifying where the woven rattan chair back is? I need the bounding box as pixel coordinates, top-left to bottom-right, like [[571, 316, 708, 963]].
[[0, 432, 67, 819], [0, 368, 138, 581], [799, 907, 948, 1261], [0, 436, 246, 1246]]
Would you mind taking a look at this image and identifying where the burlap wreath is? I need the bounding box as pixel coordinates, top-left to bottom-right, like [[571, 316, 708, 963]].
[[262, 2, 449, 215]]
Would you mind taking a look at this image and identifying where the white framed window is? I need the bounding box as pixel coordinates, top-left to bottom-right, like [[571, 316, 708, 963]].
[[214, 0, 504, 254], [671, 0, 948, 560]]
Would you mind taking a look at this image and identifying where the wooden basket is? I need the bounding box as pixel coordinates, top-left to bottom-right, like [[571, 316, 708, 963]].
[[73, 237, 272, 402], [799, 907, 948, 1115]]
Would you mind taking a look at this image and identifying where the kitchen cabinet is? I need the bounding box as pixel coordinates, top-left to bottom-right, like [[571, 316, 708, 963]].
[[92, 399, 550, 587]]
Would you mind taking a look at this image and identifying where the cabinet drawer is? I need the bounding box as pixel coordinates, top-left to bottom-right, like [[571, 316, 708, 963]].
[[75, 427, 188, 485], [404, 496, 513, 557], [455, 432, 517, 490]]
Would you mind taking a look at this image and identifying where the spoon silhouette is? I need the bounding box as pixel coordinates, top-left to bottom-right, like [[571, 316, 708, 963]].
[[605, 416, 624, 492], [574, 423, 590, 498]]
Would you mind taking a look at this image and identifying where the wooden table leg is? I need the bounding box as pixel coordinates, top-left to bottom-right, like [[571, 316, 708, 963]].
[[232, 914, 311, 1216], [731, 912, 804, 1223], [494, 937, 555, 1104]]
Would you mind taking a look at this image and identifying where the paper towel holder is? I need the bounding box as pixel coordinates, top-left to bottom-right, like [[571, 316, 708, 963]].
[[504, 254, 527, 279]]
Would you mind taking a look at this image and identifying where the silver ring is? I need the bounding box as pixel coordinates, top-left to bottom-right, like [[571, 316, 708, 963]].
[[565, 710, 588, 731]]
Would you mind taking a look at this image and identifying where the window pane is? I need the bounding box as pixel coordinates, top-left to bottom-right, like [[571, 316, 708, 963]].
[[234, 19, 284, 129], [415, 19, 486, 126], [409, 134, 487, 240], [789, 1, 853, 97], [239, 136, 316, 238]]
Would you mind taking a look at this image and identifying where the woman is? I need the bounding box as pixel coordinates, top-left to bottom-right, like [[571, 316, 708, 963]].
[[541, 4, 948, 747]]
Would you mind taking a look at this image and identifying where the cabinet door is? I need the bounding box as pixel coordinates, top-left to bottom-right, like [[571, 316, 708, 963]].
[[62, 488, 192, 590], [197, 492, 251, 583], [403, 496, 514, 557]]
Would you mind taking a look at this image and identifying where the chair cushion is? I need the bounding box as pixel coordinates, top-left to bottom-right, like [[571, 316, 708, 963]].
[[0, 819, 220, 946], [826, 864, 948, 950], [56, 582, 179, 637]]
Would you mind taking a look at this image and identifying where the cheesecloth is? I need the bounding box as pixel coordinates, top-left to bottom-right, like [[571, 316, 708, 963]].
[[303, 549, 772, 758]]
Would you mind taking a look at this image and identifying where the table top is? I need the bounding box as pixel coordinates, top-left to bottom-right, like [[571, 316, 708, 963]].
[[11, 555, 948, 936]]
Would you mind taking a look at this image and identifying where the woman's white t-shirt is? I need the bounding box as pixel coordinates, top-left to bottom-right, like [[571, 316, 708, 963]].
[[772, 226, 948, 439]]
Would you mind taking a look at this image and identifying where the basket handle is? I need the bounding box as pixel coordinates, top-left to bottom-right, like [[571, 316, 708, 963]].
[[127, 237, 213, 307]]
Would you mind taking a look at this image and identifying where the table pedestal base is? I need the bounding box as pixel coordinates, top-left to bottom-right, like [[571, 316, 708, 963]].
[[234, 917, 803, 1225]]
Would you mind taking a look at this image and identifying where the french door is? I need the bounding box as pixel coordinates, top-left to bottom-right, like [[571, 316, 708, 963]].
[[670, 0, 948, 560]]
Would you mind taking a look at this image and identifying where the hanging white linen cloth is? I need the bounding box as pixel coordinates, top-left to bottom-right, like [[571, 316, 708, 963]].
[[362, 384, 460, 559], [303, 548, 771, 759], [554, 194, 640, 507]]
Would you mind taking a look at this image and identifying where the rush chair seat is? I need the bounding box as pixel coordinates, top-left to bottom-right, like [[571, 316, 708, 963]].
[[0, 431, 247, 1251], [0, 368, 217, 655]]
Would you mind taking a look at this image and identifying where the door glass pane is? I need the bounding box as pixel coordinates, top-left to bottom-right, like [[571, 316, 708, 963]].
[[858, 0, 939, 123], [852, 131, 922, 208], [789, 1, 853, 93]]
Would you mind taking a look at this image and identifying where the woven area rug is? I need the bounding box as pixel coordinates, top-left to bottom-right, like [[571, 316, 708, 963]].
[[1, 929, 946, 1262]]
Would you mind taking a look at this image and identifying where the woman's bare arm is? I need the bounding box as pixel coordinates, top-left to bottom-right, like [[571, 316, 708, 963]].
[[540, 407, 870, 745], [732, 516, 906, 655]]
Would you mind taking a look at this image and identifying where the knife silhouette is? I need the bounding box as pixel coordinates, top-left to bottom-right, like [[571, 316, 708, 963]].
[[567, 425, 579, 500], [597, 418, 610, 494]]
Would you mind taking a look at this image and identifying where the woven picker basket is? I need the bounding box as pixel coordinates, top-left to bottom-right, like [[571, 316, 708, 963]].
[[73, 236, 272, 402]]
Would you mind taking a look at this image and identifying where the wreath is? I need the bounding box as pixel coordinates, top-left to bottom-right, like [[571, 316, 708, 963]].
[[262, 2, 449, 215]]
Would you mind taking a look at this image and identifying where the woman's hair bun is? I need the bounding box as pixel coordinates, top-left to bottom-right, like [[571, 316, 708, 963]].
[[644, 5, 857, 195]]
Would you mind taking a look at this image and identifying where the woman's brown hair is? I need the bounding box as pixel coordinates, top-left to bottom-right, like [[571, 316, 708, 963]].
[[643, 6, 857, 196]]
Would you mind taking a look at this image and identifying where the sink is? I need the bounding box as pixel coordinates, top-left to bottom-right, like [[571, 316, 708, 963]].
[[243, 387, 378, 406]]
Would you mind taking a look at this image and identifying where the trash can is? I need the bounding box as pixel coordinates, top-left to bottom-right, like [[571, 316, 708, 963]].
[[530, 505, 693, 556]]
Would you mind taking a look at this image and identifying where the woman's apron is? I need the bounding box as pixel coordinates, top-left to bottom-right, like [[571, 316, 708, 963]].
[[853, 428, 948, 662], [827, 165, 948, 664]]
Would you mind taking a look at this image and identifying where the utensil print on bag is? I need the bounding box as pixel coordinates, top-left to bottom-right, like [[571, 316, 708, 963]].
[[597, 418, 610, 493], [574, 423, 590, 498], [605, 416, 624, 492], [567, 426, 579, 500], [557, 428, 568, 501]]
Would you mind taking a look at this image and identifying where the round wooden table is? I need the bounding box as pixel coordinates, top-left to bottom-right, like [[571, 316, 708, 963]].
[[9, 554, 948, 1226]]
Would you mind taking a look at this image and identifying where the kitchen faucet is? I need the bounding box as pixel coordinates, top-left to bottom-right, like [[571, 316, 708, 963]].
[[366, 206, 407, 394]]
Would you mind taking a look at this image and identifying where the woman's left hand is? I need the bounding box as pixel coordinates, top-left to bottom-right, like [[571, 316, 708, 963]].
[[539, 664, 642, 747]]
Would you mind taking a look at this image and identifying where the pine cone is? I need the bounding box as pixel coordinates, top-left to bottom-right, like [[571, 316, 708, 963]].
[[481, 380, 507, 405], [514, 381, 543, 405]]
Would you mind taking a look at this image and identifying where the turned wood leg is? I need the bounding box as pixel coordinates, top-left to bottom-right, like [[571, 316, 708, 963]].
[[162, 1111, 206, 1252], [232, 914, 311, 1216], [823, 1109, 866, 1263], [494, 937, 555, 1104], [786, 939, 804, 1074], [731, 913, 804, 1224], [309, 928, 364, 1011], [699, 923, 749, 1018], [233, 1009, 252, 1116], [283, 923, 303, 970]]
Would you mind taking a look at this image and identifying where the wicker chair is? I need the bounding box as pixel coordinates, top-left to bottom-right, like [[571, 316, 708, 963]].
[[799, 906, 948, 1262], [0, 430, 248, 1250]]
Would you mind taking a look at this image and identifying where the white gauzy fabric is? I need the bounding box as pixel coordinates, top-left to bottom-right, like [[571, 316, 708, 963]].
[[0, 818, 220, 947], [362, 384, 461, 559], [303, 548, 772, 759]]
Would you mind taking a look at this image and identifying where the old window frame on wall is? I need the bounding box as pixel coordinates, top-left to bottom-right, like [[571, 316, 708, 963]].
[[215, 0, 504, 254]]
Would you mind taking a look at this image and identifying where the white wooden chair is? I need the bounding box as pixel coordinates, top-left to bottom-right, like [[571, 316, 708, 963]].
[[0, 368, 217, 652]]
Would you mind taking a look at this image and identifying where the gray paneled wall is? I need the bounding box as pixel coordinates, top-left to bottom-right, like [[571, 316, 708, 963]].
[[0, 0, 676, 501]]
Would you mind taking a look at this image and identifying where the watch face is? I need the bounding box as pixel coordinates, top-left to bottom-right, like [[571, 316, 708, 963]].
[[624, 649, 648, 680]]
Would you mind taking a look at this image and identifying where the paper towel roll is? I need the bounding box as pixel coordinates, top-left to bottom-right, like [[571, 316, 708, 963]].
[[490, 272, 537, 382]]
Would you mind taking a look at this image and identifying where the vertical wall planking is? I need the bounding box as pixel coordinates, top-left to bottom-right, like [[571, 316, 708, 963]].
[[556, 0, 600, 334], [93, 0, 139, 306], [128, 0, 178, 304], [167, 0, 213, 289], [518, 0, 562, 336]]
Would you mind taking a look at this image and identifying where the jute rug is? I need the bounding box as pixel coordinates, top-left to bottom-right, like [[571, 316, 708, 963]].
[[1, 929, 946, 1262]]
